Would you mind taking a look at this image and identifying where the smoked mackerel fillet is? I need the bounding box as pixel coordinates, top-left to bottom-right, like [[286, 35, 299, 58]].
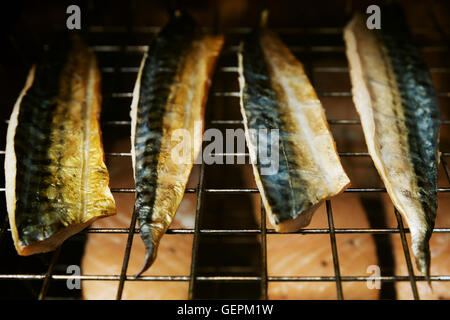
[[344, 9, 441, 277], [238, 28, 350, 232], [130, 12, 223, 275], [5, 34, 116, 256]]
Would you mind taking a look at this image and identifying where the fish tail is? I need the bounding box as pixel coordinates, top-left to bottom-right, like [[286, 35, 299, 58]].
[[422, 249, 432, 288], [135, 229, 158, 277], [412, 230, 432, 287]]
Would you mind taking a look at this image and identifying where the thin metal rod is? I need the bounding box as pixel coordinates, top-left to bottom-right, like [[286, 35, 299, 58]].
[[102, 120, 132, 126], [4, 150, 450, 159], [105, 90, 450, 99], [5, 119, 450, 126], [87, 25, 450, 35], [90, 44, 450, 53], [208, 119, 450, 125], [267, 275, 450, 282], [188, 162, 206, 299], [260, 198, 268, 299], [112, 25, 138, 300], [115, 206, 139, 300], [4, 187, 450, 194], [38, 247, 61, 300], [1, 274, 448, 282], [394, 208, 420, 300], [326, 200, 344, 300], [105, 152, 132, 157], [103, 151, 372, 158], [200, 187, 450, 193], [313, 66, 450, 73], [3, 226, 450, 235]]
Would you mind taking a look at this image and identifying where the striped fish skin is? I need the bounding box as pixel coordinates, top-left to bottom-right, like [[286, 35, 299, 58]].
[[130, 12, 223, 274], [344, 7, 440, 278], [4, 34, 116, 255], [238, 28, 350, 232]]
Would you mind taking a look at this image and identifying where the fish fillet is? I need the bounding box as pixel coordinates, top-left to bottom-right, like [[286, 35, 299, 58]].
[[4, 34, 116, 255], [344, 9, 441, 278], [238, 27, 350, 232], [130, 12, 224, 274]]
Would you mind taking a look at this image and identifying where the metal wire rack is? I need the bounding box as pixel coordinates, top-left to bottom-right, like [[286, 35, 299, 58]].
[[0, 1, 449, 301]]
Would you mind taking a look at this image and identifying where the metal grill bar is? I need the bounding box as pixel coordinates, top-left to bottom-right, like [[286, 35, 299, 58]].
[[260, 199, 268, 300], [90, 45, 450, 53], [2, 227, 450, 235], [325, 200, 344, 299], [112, 20, 135, 300], [1, 274, 449, 282], [86, 25, 450, 35], [114, 206, 139, 300], [106, 90, 450, 98], [38, 247, 61, 300], [0, 150, 442, 159], [7, 118, 450, 126], [3, 187, 450, 194], [99, 66, 450, 74], [394, 209, 420, 299], [188, 162, 206, 299], [1, 186, 450, 195], [209, 119, 450, 125]]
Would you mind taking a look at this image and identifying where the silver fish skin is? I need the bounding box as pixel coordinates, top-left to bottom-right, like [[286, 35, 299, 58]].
[[344, 6, 441, 279], [130, 12, 223, 275], [238, 27, 350, 232], [5, 34, 116, 256]]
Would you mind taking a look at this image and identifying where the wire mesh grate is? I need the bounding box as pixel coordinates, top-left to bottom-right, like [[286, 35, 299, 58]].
[[0, 1, 450, 301]]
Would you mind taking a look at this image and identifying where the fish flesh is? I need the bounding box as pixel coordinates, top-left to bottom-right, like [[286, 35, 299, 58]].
[[238, 26, 350, 232], [130, 12, 224, 274], [344, 7, 441, 278], [4, 34, 116, 255]]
